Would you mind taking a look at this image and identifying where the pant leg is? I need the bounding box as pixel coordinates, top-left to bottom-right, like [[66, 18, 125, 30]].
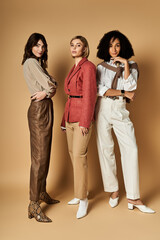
[[40, 100, 53, 193], [112, 99, 140, 199], [66, 122, 92, 199], [66, 121, 74, 164], [96, 98, 119, 192], [28, 99, 53, 201]]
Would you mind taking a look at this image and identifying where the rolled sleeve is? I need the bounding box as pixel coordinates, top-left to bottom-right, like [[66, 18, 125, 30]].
[[122, 68, 138, 91], [98, 85, 110, 96], [97, 65, 110, 96]]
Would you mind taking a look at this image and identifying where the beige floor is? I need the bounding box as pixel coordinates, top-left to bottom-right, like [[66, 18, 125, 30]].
[[1, 182, 160, 240]]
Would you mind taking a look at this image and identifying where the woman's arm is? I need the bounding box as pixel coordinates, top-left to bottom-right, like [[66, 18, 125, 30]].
[[79, 63, 97, 129], [104, 89, 135, 101], [27, 58, 57, 98], [97, 65, 111, 97], [31, 91, 47, 101], [112, 57, 130, 79], [113, 57, 138, 91]]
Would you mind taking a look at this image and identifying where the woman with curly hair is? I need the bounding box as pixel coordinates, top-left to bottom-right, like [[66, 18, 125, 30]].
[[96, 30, 155, 213], [22, 33, 59, 223]]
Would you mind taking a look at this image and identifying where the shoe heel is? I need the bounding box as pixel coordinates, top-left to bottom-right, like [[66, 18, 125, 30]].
[[128, 203, 134, 210], [28, 212, 34, 219]]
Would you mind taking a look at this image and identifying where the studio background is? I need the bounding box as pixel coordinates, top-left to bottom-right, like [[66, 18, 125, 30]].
[[1, 0, 160, 239]]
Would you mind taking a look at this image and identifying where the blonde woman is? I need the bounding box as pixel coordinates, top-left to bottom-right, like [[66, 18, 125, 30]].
[[61, 36, 97, 219]]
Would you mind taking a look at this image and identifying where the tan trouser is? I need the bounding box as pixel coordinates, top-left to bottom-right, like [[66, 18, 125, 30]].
[[66, 122, 92, 199]]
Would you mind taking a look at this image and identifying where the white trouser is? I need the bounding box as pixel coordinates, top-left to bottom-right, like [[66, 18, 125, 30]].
[[96, 97, 140, 199]]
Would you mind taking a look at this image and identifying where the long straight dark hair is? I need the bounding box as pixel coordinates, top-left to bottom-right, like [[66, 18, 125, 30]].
[[22, 33, 48, 69]]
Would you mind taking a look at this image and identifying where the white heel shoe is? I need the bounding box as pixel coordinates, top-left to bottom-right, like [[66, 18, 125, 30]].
[[68, 198, 80, 205], [76, 198, 88, 219], [109, 197, 119, 208], [128, 203, 155, 213], [68, 192, 89, 205]]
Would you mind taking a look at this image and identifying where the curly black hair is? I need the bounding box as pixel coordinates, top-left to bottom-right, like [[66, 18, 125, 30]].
[[97, 30, 134, 61]]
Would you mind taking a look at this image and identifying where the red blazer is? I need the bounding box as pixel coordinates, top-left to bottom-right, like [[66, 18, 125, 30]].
[[61, 57, 97, 129]]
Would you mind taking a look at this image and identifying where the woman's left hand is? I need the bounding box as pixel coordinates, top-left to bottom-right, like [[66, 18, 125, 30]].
[[112, 57, 128, 65], [80, 127, 89, 136], [125, 91, 136, 101], [31, 91, 47, 101]]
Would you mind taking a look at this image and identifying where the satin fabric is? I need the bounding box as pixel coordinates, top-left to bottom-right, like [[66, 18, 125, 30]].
[[28, 98, 53, 201]]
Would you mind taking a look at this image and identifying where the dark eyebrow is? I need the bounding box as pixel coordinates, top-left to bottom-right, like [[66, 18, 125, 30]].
[[71, 42, 82, 45], [37, 43, 45, 47]]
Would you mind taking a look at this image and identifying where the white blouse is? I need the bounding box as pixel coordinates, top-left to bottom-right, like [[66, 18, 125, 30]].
[[97, 60, 138, 97]]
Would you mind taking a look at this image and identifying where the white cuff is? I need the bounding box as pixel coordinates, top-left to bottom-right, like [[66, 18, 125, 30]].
[[98, 86, 109, 96]]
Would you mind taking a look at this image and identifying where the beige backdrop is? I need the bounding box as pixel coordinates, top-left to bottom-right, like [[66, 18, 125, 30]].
[[1, 0, 160, 239]]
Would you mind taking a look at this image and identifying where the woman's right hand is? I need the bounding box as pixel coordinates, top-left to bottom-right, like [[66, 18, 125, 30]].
[[80, 127, 89, 136], [124, 91, 136, 101], [31, 91, 47, 101]]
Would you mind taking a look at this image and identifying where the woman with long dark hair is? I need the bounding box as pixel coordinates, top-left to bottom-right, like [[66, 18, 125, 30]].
[[61, 36, 97, 219], [96, 30, 155, 213], [22, 33, 59, 223]]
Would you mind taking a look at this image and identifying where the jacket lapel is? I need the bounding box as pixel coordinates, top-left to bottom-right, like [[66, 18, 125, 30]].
[[66, 65, 75, 83], [67, 58, 88, 85]]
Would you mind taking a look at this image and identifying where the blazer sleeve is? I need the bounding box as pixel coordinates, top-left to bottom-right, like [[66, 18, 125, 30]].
[[27, 58, 57, 98], [79, 63, 97, 128]]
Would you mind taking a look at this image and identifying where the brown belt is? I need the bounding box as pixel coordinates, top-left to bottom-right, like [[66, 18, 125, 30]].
[[105, 96, 126, 100]]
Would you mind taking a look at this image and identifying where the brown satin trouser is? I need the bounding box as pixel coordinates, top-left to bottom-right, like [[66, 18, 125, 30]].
[[66, 122, 92, 199], [28, 98, 53, 201]]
